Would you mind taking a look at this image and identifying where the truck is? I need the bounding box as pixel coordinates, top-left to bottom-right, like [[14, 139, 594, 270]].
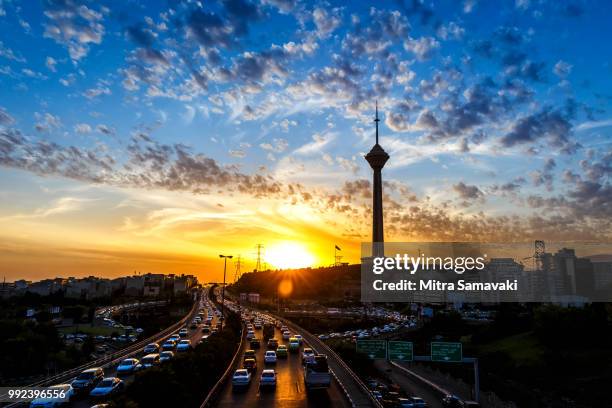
[[303, 354, 331, 390], [263, 323, 275, 339]]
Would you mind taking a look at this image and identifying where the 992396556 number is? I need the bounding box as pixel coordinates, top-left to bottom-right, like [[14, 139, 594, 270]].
[[0, 387, 69, 402]]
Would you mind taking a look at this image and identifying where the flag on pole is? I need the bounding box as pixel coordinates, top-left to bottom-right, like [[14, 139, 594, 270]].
[[335, 245, 341, 251]]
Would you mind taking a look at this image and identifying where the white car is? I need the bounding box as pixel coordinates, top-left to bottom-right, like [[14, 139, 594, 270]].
[[141, 353, 160, 368], [259, 369, 277, 388], [29, 384, 73, 407], [294, 334, 303, 344], [232, 369, 252, 387], [281, 331, 291, 340], [116, 358, 141, 375], [302, 348, 315, 364], [246, 330, 255, 340], [159, 351, 174, 362], [176, 339, 191, 351], [264, 350, 277, 364], [89, 377, 124, 398]]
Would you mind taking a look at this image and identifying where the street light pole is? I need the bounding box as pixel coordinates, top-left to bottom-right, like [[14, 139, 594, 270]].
[[219, 254, 233, 330]]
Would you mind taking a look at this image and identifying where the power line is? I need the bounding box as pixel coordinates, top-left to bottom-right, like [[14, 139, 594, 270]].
[[255, 244, 264, 272], [233, 255, 243, 282]]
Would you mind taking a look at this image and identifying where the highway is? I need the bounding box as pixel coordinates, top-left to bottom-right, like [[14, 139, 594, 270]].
[[68, 294, 218, 408], [215, 315, 351, 408]]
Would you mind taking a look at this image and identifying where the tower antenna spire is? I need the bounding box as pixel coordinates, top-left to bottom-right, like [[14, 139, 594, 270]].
[[374, 100, 380, 145]]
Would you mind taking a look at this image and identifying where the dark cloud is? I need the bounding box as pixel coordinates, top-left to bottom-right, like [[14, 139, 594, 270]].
[[342, 8, 409, 58], [500, 106, 577, 152], [0, 107, 15, 126], [453, 182, 483, 200]]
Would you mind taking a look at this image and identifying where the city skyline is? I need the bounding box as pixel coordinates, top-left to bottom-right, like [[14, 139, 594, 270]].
[[0, 0, 611, 282]]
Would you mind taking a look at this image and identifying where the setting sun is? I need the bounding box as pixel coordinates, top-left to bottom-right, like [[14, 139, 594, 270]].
[[265, 242, 316, 270]]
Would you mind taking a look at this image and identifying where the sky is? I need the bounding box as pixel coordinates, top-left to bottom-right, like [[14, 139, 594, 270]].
[[0, 0, 611, 282]]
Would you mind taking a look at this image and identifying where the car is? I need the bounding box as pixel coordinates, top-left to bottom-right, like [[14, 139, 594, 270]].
[[264, 350, 277, 364], [232, 369, 252, 387], [244, 349, 257, 361], [281, 331, 291, 340], [162, 340, 176, 351], [276, 345, 288, 358], [90, 405, 109, 408], [397, 397, 428, 407], [246, 330, 255, 340], [158, 350, 173, 362], [176, 339, 191, 351], [243, 358, 257, 373], [89, 377, 124, 398], [302, 348, 315, 364], [259, 369, 277, 388], [71, 367, 104, 393], [168, 334, 180, 342], [190, 322, 197, 329], [179, 328, 188, 337], [143, 343, 159, 354], [116, 358, 141, 376], [250, 338, 261, 349], [141, 353, 160, 368], [202, 325, 211, 333], [294, 334, 303, 344], [267, 338, 279, 350], [29, 384, 73, 407], [288, 337, 300, 352], [442, 395, 462, 408]]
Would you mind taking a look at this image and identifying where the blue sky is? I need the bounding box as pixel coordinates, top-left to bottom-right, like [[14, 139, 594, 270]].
[[0, 0, 611, 279]]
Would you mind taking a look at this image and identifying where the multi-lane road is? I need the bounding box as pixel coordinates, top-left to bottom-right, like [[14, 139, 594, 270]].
[[63, 292, 219, 408], [215, 314, 351, 408]]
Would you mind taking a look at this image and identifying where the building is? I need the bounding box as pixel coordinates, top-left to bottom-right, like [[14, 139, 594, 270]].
[[364, 102, 390, 258]]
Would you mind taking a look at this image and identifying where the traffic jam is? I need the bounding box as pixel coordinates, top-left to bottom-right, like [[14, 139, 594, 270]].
[[29, 292, 220, 408]]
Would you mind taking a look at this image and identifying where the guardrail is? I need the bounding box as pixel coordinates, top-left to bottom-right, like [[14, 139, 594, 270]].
[[274, 315, 382, 408], [389, 361, 451, 397]]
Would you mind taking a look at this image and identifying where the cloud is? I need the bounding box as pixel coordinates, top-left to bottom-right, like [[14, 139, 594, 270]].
[[260, 138, 289, 153], [34, 112, 62, 132], [553, 60, 573, 77], [261, 0, 296, 13], [404, 36, 440, 61], [500, 106, 577, 152], [453, 181, 484, 200], [294, 131, 336, 155], [313, 7, 341, 39], [43, 0, 106, 61], [83, 85, 111, 99], [436, 22, 465, 40], [0, 40, 26, 62], [96, 124, 114, 135], [229, 149, 246, 158], [45, 56, 57, 72], [74, 123, 92, 134], [0, 107, 15, 126]]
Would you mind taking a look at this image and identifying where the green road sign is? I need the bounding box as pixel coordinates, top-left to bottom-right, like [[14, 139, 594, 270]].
[[388, 341, 413, 361], [431, 342, 462, 362], [356, 339, 387, 359]]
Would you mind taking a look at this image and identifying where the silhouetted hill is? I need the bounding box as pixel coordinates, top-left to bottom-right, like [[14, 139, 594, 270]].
[[229, 264, 361, 301]]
